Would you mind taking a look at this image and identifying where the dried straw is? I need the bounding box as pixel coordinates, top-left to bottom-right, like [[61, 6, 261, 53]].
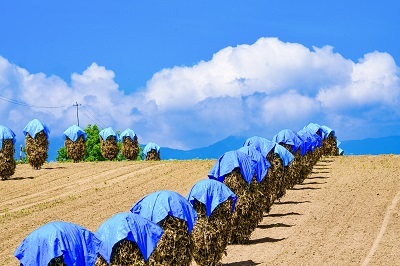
[[100, 136, 119, 161], [122, 136, 140, 160], [25, 131, 48, 170], [65, 135, 86, 163], [0, 139, 16, 180], [145, 149, 160, 161], [191, 198, 233, 266]]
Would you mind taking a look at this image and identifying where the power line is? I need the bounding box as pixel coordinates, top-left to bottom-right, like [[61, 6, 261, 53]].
[[80, 105, 107, 128], [0, 94, 69, 109]]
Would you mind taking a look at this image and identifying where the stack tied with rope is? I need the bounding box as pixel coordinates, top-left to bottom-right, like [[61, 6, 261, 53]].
[[99, 127, 119, 161], [208, 150, 257, 244], [0, 125, 16, 180], [63, 125, 87, 163], [143, 142, 160, 161], [14, 221, 101, 266], [272, 129, 304, 188], [120, 128, 140, 160], [187, 179, 237, 266], [130, 190, 197, 266], [23, 119, 50, 170], [237, 146, 271, 226], [95, 212, 164, 266]]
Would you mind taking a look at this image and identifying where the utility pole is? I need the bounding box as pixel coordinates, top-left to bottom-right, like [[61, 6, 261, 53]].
[[73, 102, 81, 126]]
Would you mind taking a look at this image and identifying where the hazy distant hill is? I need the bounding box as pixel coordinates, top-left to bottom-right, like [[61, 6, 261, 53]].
[[38, 135, 400, 162]]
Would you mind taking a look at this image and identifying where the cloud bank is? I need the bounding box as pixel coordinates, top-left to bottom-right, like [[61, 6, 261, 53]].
[[1, 37, 399, 150]]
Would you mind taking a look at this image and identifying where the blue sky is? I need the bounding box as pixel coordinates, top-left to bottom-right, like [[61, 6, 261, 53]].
[[1, 0, 399, 150]]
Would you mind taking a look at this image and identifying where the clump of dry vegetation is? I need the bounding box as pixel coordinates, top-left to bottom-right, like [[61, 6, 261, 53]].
[[0, 139, 16, 180], [122, 135, 140, 160], [100, 136, 119, 161], [25, 131, 49, 170], [65, 135, 86, 163]]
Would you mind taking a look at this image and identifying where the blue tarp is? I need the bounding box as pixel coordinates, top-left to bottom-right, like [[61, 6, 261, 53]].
[[14, 221, 101, 266], [272, 129, 305, 155], [320, 125, 335, 139], [99, 127, 118, 141], [237, 146, 270, 183], [130, 190, 198, 233], [208, 150, 254, 184], [96, 212, 164, 263], [120, 128, 136, 140], [63, 125, 87, 142], [296, 130, 314, 154], [187, 179, 237, 217], [0, 125, 16, 150], [23, 119, 50, 138], [243, 136, 275, 158], [143, 142, 160, 157], [274, 144, 295, 167]]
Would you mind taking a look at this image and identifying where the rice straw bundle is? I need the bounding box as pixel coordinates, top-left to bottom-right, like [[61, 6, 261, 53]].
[[266, 151, 285, 203], [100, 136, 119, 161], [279, 143, 299, 189], [147, 215, 193, 266], [25, 131, 49, 170], [122, 135, 140, 160], [324, 133, 339, 156], [47, 255, 66, 266], [65, 135, 86, 163], [222, 168, 256, 244], [191, 198, 233, 266], [0, 139, 16, 180], [95, 239, 147, 266], [145, 149, 160, 161]]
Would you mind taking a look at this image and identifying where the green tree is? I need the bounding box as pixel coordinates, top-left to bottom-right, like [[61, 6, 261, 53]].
[[83, 124, 105, 162], [56, 147, 70, 162]]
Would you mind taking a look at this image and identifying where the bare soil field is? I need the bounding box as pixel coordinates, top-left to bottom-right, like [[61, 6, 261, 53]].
[[1, 155, 399, 265]]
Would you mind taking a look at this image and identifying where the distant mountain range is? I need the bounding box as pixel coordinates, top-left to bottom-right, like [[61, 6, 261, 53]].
[[40, 135, 400, 162]]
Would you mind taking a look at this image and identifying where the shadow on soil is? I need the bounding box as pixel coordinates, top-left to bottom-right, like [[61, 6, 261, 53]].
[[298, 181, 327, 185], [223, 260, 261, 266], [275, 200, 310, 205], [43, 166, 67, 170], [257, 223, 293, 229], [265, 212, 301, 218], [308, 176, 330, 179], [2, 176, 35, 181], [290, 187, 321, 190], [245, 236, 286, 245]]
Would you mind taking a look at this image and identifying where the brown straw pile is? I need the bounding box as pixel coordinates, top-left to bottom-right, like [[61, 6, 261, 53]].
[[95, 239, 147, 266], [266, 151, 285, 202], [147, 215, 193, 266], [191, 198, 233, 266], [47, 255, 66, 266], [25, 131, 49, 170], [146, 149, 160, 161], [65, 135, 86, 163], [122, 136, 140, 160], [0, 139, 16, 180], [100, 136, 119, 161], [222, 168, 257, 244]]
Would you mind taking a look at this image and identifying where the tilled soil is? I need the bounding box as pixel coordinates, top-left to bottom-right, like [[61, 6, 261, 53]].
[[1, 155, 399, 265]]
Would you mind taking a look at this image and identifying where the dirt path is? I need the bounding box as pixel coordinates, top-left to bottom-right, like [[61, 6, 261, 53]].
[[1, 156, 399, 265]]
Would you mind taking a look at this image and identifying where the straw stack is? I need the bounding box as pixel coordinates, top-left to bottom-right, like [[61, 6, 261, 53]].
[[65, 135, 86, 163], [146, 149, 160, 161], [122, 135, 140, 160], [147, 216, 193, 266], [25, 131, 48, 170], [95, 239, 146, 266], [0, 139, 16, 180], [100, 136, 119, 161], [191, 198, 233, 266]]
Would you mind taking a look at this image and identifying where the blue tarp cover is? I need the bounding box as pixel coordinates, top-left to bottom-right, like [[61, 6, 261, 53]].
[[63, 125, 87, 142], [272, 129, 305, 155], [99, 127, 118, 141], [23, 119, 50, 138], [243, 136, 275, 158], [187, 179, 237, 217], [0, 125, 16, 150], [143, 142, 160, 157], [320, 125, 335, 139], [274, 144, 295, 167], [296, 130, 314, 154], [120, 128, 136, 140], [208, 150, 254, 184], [237, 146, 270, 183], [303, 123, 321, 134], [130, 190, 198, 233], [14, 221, 101, 266], [96, 212, 164, 263]]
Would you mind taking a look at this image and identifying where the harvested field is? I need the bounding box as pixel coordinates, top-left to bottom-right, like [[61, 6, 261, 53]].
[[1, 155, 400, 265]]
